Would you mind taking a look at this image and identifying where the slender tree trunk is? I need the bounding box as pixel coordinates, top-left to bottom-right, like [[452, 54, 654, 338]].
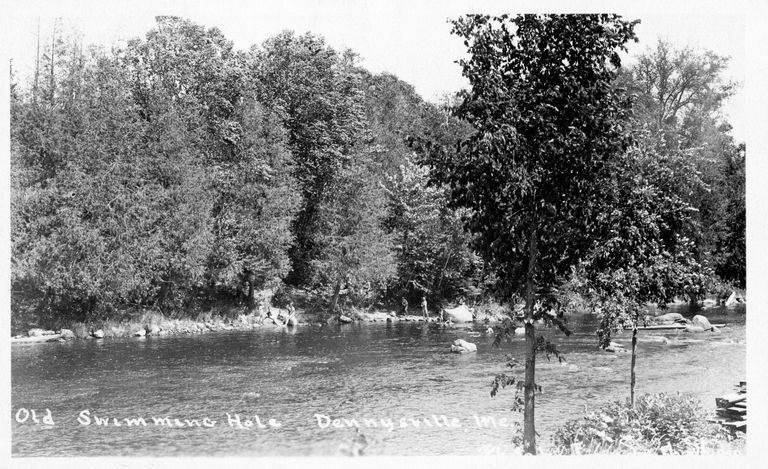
[[630, 325, 638, 407], [33, 18, 40, 103], [434, 249, 452, 295], [246, 271, 257, 309], [330, 277, 342, 313], [49, 20, 56, 104], [523, 222, 538, 455]]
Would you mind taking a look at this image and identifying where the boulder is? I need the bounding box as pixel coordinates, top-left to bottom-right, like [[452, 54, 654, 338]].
[[286, 316, 298, 327], [92, 329, 105, 339], [685, 325, 706, 333], [146, 324, 161, 335], [691, 315, 713, 331], [724, 291, 738, 307], [28, 328, 55, 337], [655, 312, 684, 323], [338, 315, 353, 324], [514, 327, 525, 335], [59, 329, 76, 339], [450, 339, 477, 354], [605, 341, 626, 353], [443, 305, 474, 322], [134, 329, 146, 337], [605, 342, 627, 353]]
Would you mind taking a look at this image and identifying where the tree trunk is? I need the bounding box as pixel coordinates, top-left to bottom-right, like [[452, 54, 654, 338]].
[[434, 249, 452, 295], [630, 325, 638, 407], [49, 21, 56, 104], [523, 223, 538, 455], [329, 277, 342, 313], [33, 18, 40, 102], [245, 271, 257, 309]]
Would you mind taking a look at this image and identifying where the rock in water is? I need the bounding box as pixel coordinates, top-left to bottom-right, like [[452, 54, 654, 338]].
[[450, 339, 477, 353], [724, 291, 738, 307], [59, 329, 75, 339], [514, 327, 525, 335], [691, 315, 713, 331], [444, 305, 474, 322], [655, 312, 684, 323], [339, 315, 353, 324], [28, 328, 55, 337], [92, 329, 105, 339], [605, 341, 626, 353], [134, 328, 146, 337]]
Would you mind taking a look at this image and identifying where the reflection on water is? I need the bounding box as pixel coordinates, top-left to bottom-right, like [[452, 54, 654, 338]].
[[12, 305, 745, 456]]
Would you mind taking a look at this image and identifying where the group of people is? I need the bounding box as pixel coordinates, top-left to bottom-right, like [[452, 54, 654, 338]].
[[258, 301, 297, 327], [400, 295, 449, 322]]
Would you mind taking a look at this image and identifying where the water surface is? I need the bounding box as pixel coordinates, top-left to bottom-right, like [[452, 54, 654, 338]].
[[12, 305, 745, 456]]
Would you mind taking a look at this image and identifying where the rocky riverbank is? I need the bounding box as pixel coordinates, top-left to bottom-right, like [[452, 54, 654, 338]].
[[14, 290, 741, 344], [11, 303, 511, 344]]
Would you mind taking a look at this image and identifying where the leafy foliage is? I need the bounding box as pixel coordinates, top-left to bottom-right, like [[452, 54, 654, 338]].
[[310, 148, 397, 310], [550, 393, 736, 454], [11, 18, 298, 327], [433, 14, 639, 454], [619, 40, 744, 288], [250, 31, 368, 285]]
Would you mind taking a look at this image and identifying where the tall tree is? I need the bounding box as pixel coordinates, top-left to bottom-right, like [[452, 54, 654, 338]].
[[625, 39, 735, 147], [429, 14, 639, 454], [361, 71, 480, 305], [311, 148, 397, 311], [249, 32, 368, 284], [586, 137, 711, 405], [620, 40, 744, 288]]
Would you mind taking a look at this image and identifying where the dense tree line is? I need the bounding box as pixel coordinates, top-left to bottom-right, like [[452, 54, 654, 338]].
[[10, 17, 475, 330], [10, 16, 744, 334]]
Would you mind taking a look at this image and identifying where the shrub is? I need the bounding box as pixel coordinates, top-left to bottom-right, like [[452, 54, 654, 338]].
[[550, 393, 737, 455]]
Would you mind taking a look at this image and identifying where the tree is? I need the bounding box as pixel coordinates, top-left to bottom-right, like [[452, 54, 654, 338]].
[[586, 138, 711, 405], [204, 100, 300, 305], [428, 14, 639, 454], [360, 71, 481, 305], [249, 32, 368, 284], [620, 40, 744, 288], [624, 40, 735, 148], [712, 143, 745, 286], [310, 148, 396, 311], [382, 157, 482, 304]]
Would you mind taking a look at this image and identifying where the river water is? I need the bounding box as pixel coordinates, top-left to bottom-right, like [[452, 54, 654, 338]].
[[12, 305, 745, 456]]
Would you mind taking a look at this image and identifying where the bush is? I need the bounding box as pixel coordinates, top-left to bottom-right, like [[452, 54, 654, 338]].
[[550, 393, 737, 455]]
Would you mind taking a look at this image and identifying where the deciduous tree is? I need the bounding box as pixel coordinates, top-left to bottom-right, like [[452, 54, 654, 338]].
[[430, 14, 639, 454]]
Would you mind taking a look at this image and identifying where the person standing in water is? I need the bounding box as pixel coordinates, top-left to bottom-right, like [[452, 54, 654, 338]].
[[277, 301, 295, 326], [401, 297, 409, 316], [420, 295, 429, 320]]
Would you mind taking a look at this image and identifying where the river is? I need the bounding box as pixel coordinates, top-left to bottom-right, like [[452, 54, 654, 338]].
[[11, 304, 745, 456]]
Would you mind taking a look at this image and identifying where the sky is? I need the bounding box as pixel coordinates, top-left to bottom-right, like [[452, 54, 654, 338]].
[[3, 0, 751, 141]]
